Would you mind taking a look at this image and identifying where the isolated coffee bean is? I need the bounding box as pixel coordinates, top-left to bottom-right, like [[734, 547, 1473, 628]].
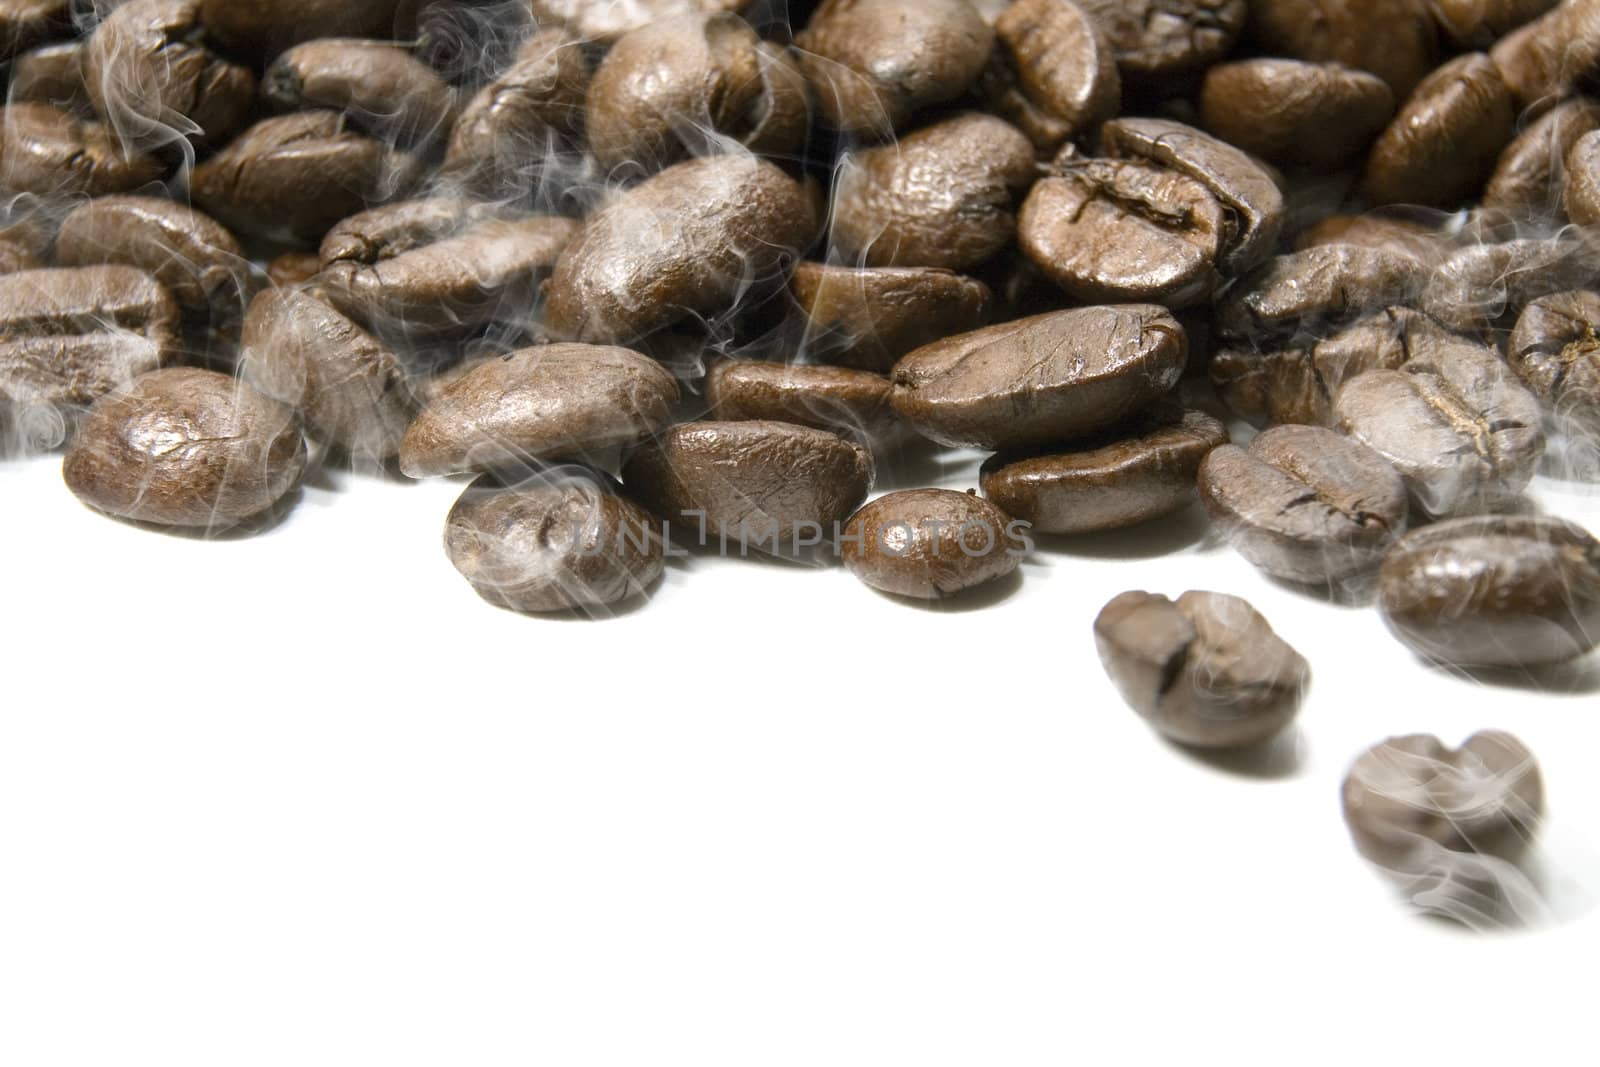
[[979, 0, 1119, 148], [981, 405, 1227, 534], [401, 343, 680, 478], [545, 154, 812, 345], [622, 420, 872, 552], [1343, 731, 1544, 927], [1508, 290, 1600, 435], [0, 102, 165, 197], [891, 305, 1187, 451], [529, 0, 750, 43], [1094, 589, 1310, 749], [1563, 130, 1600, 224], [239, 287, 415, 461], [445, 469, 666, 615], [1483, 98, 1600, 219], [1246, 0, 1438, 99], [1076, 0, 1246, 79], [1200, 60, 1394, 169], [830, 112, 1035, 272], [586, 13, 808, 175], [0, 0, 69, 60], [54, 196, 250, 318], [263, 39, 458, 147], [788, 262, 993, 374], [1488, 0, 1600, 109], [1379, 515, 1600, 667], [1336, 336, 1545, 517], [198, 0, 412, 55], [840, 488, 1024, 599], [1217, 245, 1429, 343], [704, 359, 895, 440], [1422, 237, 1600, 332], [63, 366, 307, 529], [1199, 425, 1410, 585], [796, 0, 992, 137], [9, 39, 89, 110], [266, 251, 321, 287]]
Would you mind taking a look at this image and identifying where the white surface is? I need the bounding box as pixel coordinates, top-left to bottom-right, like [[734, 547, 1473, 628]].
[[1, 440, 1598, 1067]]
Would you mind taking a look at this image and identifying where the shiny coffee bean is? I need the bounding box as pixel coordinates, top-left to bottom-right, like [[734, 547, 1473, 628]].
[[1200, 60, 1394, 169], [704, 359, 895, 440], [529, 0, 751, 43], [1488, 0, 1600, 110], [1432, 0, 1557, 47], [0, 102, 165, 198], [840, 488, 1025, 599], [1422, 236, 1600, 333], [1246, 0, 1438, 99], [981, 405, 1228, 534], [890, 304, 1188, 451], [787, 262, 994, 373], [198, 0, 413, 55], [1563, 129, 1600, 225], [1217, 245, 1429, 343], [1483, 98, 1600, 219], [445, 468, 665, 614], [1076, 0, 1246, 79], [63, 366, 307, 530], [1294, 214, 1450, 259], [980, 0, 1120, 148], [263, 39, 457, 147], [1094, 589, 1310, 748], [9, 39, 89, 110], [1378, 515, 1600, 667], [1508, 290, 1600, 435], [317, 197, 492, 265], [1199, 425, 1410, 584]]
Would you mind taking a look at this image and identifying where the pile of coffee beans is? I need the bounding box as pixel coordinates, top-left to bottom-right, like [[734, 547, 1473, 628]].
[[4, 0, 1599, 927]]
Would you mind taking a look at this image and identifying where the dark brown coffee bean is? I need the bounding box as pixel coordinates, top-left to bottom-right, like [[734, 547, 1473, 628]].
[[1379, 515, 1600, 666], [1077, 0, 1246, 79], [238, 287, 415, 461], [1094, 589, 1310, 748], [318, 197, 492, 266], [545, 154, 812, 345], [445, 468, 666, 614], [529, 0, 751, 43], [981, 405, 1227, 534], [1336, 335, 1545, 517], [0, 263, 178, 340], [788, 262, 994, 374], [840, 488, 1024, 599], [0, 0, 69, 61], [63, 366, 307, 529], [1199, 425, 1409, 584], [1508, 290, 1600, 435], [1432, 0, 1557, 47], [1246, 0, 1438, 99], [1294, 214, 1450, 259], [266, 251, 321, 287], [198, 0, 412, 55], [0, 102, 165, 197], [1217, 245, 1430, 343], [401, 343, 680, 478], [623, 420, 872, 551], [1483, 98, 1600, 219], [830, 112, 1034, 272], [586, 13, 808, 175], [980, 0, 1119, 148], [891, 305, 1187, 450], [0, 216, 50, 273], [704, 358, 895, 439], [1422, 236, 1600, 332], [1200, 60, 1394, 169], [1564, 129, 1600, 224], [1488, 0, 1600, 110], [263, 39, 458, 146], [1342, 731, 1544, 926], [9, 39, 89, 110], [54, 196, 250, 318]]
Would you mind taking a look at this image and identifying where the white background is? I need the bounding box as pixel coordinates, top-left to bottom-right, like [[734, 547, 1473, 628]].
[[2, 431, 1598, 1066]]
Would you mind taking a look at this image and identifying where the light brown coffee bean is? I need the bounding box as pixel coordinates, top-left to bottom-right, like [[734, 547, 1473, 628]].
[[0, 102, 165, 198], [1200, 60, 1394, 169], [840, 488, 1024, 599], [787, 262, 994, 374]]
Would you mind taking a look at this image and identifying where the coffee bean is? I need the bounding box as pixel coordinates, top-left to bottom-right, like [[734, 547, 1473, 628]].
[[239, 287, 416, 462], [0, 102, 165, 198], [586, 13, 808, 175], [981, 404, 1227, 534], [622, 420, 873, 551], [891, 305, 1187, 450], [544, 154, 812, 345], [1508, 290, 1600, 435], [704, 358, 895, 439], [1422, 236, 1600, 333], [1094, 589, 1310, 748], [54, 196, 251, 318], [840, 488, 1024, 599], [266, 251, 321, 287], [1488, 0, 1600, 110], [198, 0, 413, 55], [1564, 129, 1600, 224], [1199, 425, 1409, 584], [529, 0, 751, 43], [1246, 0, 1438, 99], [0, 216, 50, 273], [415, 0, 535, 87], [787, 262, 994, 373], [1432, 0, 1557, 47], [445, 468, 666, 614], [262, 38, 458, 147], [9, 39, 89, 110], [1483, 97, 1600, 219], [0, 0, 69, 60], [1294, 214, 1450, 259], [63, 366, 307, 529], [1217, 245, 1429, 343], [796, 0, 993, 137], [830, 112, 1035, 272], [980, 0, 1120, 148], [317, 197, 492, 266], [1076, 0, 1246, 79], [1200, 60, 1394, 169]]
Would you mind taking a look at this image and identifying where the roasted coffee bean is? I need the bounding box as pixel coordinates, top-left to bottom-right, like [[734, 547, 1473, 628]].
[[1564, 129, 1600, 224], [1488, 0, 1600, 110], [1199, 60, 1394, 169], [788, 262, 992, 374], [891, 305, 1187, 450], [981, 405, 1227, 534], [529, 0, 750, 43], [62, 366, 307, 529], [445, 468, 665, 614], [1294, 214, 1450, 259], [1246, 0, 1438, 99], [1336, 335, 1545, 517], [1432, 0, 1557, 47], [1508, 290, 1600, 434], [1076, 0, 1246, 79], [1361, 53, 1515, 209], [9, 39, 89, 110], [1483, 98, 1600, 219], [705, 358, 895, 439], [198, 0, 413, 55], [840, 488, 1024, 599], [266, 251, 321, 287], [622, 420, 872, 551], [1217, 245, 1429, 343], [401, 343, 680, 478], [316, 215, 578, 340], [238, 287, 415, 461], [1199, 425, 1410, 584], [84, 0, 255, 152], [978, 0, 1119, 149], [0, 101, 165, 197], [317, 197, 491, 265], [0, 216, 49, 273], [1422, 236, 1600, 332], [1342, 731, 1544, 926], [263, 39, 458, 146], [796, 0, 993, 137], [54, 196, 250, 318], [830, 112, 1035, 272], [415, 0, 534, 87], [1378, 515, 1600, 666], [545, 154, 812, 345], [1094, 589, 1310, 749], [586, 13, 808, 175], [191, 112, 416, 244], [0, 0, 69, 61]]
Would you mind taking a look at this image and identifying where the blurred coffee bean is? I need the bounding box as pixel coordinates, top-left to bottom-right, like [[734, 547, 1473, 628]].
[[318, 197, 491, 265], [0, 101, 164, 197], [262, 39, 458, 147], [841, 488, 1023, 598], [1076, 0, 1246, 80], [1246, 0, 1438, 99], [1422, 236, 1600, 332], [1294, 213, 1451, 259], [1217, 245, 1429, 342], [266, 251, 321, 287], [8, 39, 88, 110], [1508, 290, 1600, 436], [0, 0, 70, 60], [978, 0, 1119, 149], [788, 262, 993, 374], [1431, 0, 1557, 47], [529, 0, 751, 43], [705, 358, 895, 440], [1488, 0, 1600, 110], [1482, 98, 1600, 219], [0, 216, 50, 272], [198, 0, 413, 55], [1564, 129, 1600, 224], [415, 0, 533, 87], [1200, 60, 1394, 169]]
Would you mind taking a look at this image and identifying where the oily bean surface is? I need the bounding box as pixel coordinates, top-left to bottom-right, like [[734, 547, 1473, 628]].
[[1217, 245, 1429, 342], [1508, 290, 1600, 435], [704, 359, 895, 439], [262, 39, 458, 146], [1488, 0, 1600, 109], [787, 262, 994, 374], [1422, 236, 1600, 333], [1199, 60, 1394, 169], [0, 102, 165, 198], [986, 0, 1120, 143], [1076, 0, 1246, 78], [1483, 98, 1600, 219], [840, 488, 1023, 599], [1246, 0, 1438, 99]]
